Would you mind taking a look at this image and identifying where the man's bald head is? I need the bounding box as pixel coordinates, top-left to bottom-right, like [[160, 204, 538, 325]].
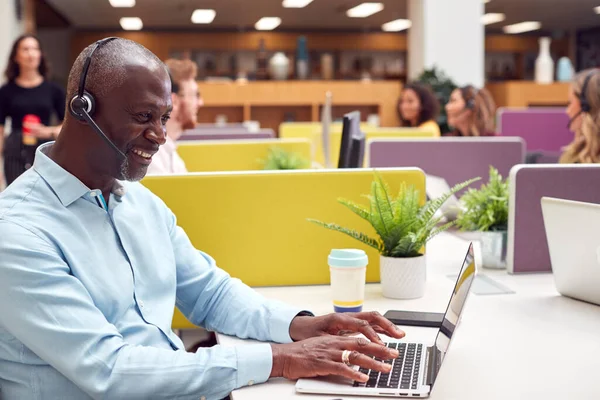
[[66, 38, 167, 103], [58, 37, 172, 183]]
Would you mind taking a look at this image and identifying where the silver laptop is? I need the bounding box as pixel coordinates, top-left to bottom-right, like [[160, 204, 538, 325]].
[[295, 243, 477, 398], [426, 175, 464, 221], [541, 197, 600, 306]]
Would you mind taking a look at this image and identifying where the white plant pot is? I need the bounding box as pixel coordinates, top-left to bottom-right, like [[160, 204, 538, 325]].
[[380, 255, 426, 299], [480, 230, 507, 269]]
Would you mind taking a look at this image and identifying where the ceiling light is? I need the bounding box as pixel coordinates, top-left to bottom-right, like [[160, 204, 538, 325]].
[[283, 0, 314, 7], [595, 6, 600, 14], [481, 13, 506, 25], [109, 0, 135, 7], [191, 9, 216, 24], [503, 21, 541, 34], [120, 17, 143, 31], [382, 19, 412, 32], [255, 17, 282, 31], [347, 3, 384, 18], [483, 0, 491, 3]]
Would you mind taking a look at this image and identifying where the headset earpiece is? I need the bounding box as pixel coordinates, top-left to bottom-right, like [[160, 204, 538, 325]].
[[579, 71, 595, 114], [69, 90, 96, 121], [461, 85, 477, 110]]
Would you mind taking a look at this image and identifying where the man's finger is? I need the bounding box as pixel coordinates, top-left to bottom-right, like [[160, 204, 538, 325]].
[[338, 336, 399, 360], [352, 318, 384, 345], [347, 350, 392, 374], [355, 311, 406, 339], [325, 361, 369, 382]]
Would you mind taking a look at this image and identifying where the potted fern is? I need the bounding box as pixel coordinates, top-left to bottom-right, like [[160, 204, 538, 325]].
[[309, 174, 479, 299], [456, 166, 509, 269], [260, 147, 310, 170]]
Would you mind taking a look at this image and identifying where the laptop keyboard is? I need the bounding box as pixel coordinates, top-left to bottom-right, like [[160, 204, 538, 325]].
[[353, 343, 422, 390]]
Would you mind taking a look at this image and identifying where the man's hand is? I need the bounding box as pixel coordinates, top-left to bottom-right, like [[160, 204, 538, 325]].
[[289, 311, 405, 345], [270, 335, 399, 382]]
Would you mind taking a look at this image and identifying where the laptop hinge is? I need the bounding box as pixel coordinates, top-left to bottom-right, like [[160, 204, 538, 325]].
[[423, 346, 436, 386]]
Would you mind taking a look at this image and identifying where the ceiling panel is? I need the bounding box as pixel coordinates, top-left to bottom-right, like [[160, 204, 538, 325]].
[[45, 0, 600, 32], [46, 0, 407, 30]]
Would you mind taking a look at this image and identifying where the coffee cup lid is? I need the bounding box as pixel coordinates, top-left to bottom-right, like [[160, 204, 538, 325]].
[[328, 249, 368, 268]]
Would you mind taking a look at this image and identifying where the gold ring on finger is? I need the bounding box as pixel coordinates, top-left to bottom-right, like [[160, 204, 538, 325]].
[[341, 350, 352, 366]]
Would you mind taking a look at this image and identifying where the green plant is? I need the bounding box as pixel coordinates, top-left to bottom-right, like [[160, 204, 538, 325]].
[[416, 66, 458, 134], [308, 174, 480, 258], [260, 147, 310, 170], [456, 166, 509, 232]]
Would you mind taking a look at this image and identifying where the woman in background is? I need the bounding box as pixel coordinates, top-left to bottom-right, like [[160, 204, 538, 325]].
[[397, 82, 441, 137], [445, 85, 496, 136], [0, 34, 65, 187], [148, 58, 202, 175], [560, 68, 600, 164]]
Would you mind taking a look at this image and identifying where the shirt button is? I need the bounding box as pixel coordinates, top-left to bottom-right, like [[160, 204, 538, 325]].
[[248, 380, 255, 386], [139, 301, 145, 308]]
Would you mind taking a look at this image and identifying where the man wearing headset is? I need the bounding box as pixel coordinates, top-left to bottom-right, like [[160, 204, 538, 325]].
[[0, 38, 403, 399]]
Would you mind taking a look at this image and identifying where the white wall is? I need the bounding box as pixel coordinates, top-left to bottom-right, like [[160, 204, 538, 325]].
[[408, 0, 485, 87], [0, 0, 24, 84]]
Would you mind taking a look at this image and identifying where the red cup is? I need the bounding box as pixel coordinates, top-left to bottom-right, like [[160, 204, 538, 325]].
[[22, 114, 40, 146]]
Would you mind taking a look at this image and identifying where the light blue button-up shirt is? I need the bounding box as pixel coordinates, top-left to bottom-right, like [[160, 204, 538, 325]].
[[0, 143, 304, 400]]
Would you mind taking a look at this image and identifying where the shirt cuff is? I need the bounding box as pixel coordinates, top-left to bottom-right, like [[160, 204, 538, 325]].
[[235, 343, 273, 389], [269, 302, 312, 344]]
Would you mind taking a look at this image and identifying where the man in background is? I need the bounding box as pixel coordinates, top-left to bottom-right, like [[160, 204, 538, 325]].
[[147, 59, 202, 174]]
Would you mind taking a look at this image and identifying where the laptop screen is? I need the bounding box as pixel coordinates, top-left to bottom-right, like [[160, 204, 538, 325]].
[[431, 243, 476, 384]]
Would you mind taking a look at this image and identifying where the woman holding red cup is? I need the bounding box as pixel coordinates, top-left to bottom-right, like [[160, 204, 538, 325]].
[[0, 35, 65, 187]]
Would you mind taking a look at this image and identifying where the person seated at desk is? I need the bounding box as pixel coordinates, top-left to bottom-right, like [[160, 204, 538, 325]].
[[560, 68, 600, 164], [0, 37, 403, 400], [147, 59, 202, 175], [445, 85, 496, 136], [397, 82, 441, 137]]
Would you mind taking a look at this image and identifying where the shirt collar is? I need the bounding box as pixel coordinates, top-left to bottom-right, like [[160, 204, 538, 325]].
[[33, 142, 127, 207]]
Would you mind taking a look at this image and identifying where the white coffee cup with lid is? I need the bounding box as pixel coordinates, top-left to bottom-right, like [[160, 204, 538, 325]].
[[328, 249, 368, 313]]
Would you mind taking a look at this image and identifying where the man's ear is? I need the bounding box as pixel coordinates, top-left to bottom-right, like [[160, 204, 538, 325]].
[[171, 93, 180, 117]]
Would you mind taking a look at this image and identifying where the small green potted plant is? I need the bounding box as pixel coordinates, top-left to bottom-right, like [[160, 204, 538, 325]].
[[456, 166, 509, 269], [308, 173, 479, 299], [259, 147, 310, 170]]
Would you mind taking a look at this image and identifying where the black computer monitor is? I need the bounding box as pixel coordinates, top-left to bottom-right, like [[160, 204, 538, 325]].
[[338, 111, 364, 168]]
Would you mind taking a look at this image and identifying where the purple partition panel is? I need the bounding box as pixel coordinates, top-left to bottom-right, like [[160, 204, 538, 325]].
[[497, 108, 573, 152], [368, 137, 525, 189], [179, 129, 275, 141], [507, 165, 600, 274]]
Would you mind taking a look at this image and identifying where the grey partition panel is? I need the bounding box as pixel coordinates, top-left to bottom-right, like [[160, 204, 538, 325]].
[[368, 137, 525, 188], [507, 165, 600, 274]]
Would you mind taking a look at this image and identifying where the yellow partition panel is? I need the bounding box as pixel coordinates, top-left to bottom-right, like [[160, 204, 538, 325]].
[[280, 124, 434, 166], [317, 128, 436, 167], [143, 168, 424, 286], [176, 138, 312, 172], [143, 168, 425, 328]]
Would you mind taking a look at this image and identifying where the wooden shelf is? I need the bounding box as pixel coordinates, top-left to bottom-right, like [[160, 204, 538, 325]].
[[485, 81, 570, 108], [250, 105, 313, 132], [196, 80, 401, 132], [199, 105, 244, 124]]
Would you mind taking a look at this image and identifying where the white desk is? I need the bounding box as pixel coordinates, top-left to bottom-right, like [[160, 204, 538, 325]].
[[217, 233, 600, 399]]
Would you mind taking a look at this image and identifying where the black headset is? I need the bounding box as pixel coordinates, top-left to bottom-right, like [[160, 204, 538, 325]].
[[69, 37, 126, 159], [461, 85, 478, 110], [578, 70, 595, 113], [567, 69, 597, 130]]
